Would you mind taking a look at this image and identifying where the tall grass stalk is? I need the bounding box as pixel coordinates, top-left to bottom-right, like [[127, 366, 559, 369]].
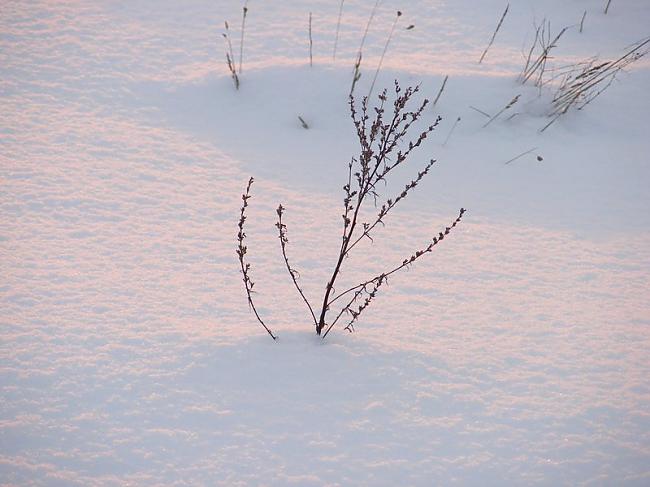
[[442, 117, 461, 146], [350, 0, 382, 94], [239, 2, 248, 74], [433, 75, 449, 107], [309, 12, 313, 67], [333, 0, 345, 60], [237, 178, 277, 340], [479, 3, 510, 64], [483, 95, 520, 128], [222, 21, 240, 90], [520, 20, 568, 86], [368, 11, 402, 99], [504, 147, 538, 165]]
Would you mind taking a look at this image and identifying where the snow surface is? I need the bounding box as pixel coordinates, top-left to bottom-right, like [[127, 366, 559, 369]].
[[2, 0, 650, 485]]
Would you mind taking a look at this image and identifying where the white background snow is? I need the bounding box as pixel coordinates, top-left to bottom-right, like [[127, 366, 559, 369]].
[[2, 0, 649, 485]]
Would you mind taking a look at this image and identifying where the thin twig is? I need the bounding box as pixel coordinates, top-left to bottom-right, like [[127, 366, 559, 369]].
[[368, 11, 402, 100], [276, 205, 318, 327], [239, 3, 248, 74], [351, 0, 381, 94], [308, 12, 313, 67], [521, 21, 569, 86], [222, 22, 240, 90], [604, 0, 613, 14], [442, 117, 460, 146], [483, 95, 520, 128], [579, 10, 587, 33], [333, 0, 345, 60], [433, 75, 449, 107], [469, 106, 491, 118], [479, 3, 509, 63], [236, 178, 277, 340], [504, 147, 537, 165]]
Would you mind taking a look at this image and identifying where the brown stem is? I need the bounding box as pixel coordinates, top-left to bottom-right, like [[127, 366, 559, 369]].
[[236, 178, 277, 340], [276, 205, 318, 327], [321, 208, 467, 338]]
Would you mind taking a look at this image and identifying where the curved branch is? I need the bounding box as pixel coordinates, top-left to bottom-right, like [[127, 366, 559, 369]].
[[276, 205, 318, 326], [323, 208, 467, 338], [346, 158, 438, 255], [236, 178, 277, 340]]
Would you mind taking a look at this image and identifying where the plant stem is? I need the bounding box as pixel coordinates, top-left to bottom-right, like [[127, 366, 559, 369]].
[[236, 177, 277, 340], [479, 3, 509, 64], [333, 0, 345, 60], [239, 3, 248, 74]]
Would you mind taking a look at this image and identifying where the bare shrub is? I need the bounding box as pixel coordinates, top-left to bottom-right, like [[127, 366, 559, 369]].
[[236, 82, 467, 339]]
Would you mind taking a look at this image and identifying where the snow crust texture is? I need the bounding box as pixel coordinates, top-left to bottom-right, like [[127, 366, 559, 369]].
[[2, 0, 649, 485]]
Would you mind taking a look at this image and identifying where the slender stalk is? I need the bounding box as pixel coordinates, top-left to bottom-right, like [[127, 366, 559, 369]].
[[236, 178, 277, 340], [368, 11, 402, 99], [359, 0, 381, 54], [521, 23, 568, 85], [309, 12, 313, 67], [469, 106, 491, 118], [276, 205, 318, 327], [333, 0, 345, 60], [239, 3, 248, 74], [432, 75, 449, 107], [579, 10, 587, 33], [504, 147, 537, 165], [223, 22, 240, 90], [442, 117, 460, 146], [479, 3, 509, 63], [350, 0, 381, 94], [298, 116, 309, 129], [604, 0, 613, 14], [483, 95, 520, 128]]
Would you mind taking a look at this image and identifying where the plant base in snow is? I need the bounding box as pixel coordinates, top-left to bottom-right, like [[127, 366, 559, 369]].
[[236, 82, 466, 340]]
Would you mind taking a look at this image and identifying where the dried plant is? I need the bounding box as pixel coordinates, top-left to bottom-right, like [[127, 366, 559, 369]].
[[222, 3, 249, 90], [222, 22, 240, 90], [236, 178, 277, 340], [482, 94, 520, 128], [479, 3, 510, 64], [298, 116, 310, 129], [308, 12, 313, 67], [350, 52, 363, 95], [239, 3, 248, 74], [236, 82, 467, 340], [541, 37, 649, 132], [333, 0, 345, 60], [432, 75, 449, 107], [350, 0, 381, 94], [520, 19, 569, 87], [276, 205, 317, 326], [368, 10, 402, 99], [604, 0, 613, 14], [504, 147, 538, 165], [443, 116, 461, 146]]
